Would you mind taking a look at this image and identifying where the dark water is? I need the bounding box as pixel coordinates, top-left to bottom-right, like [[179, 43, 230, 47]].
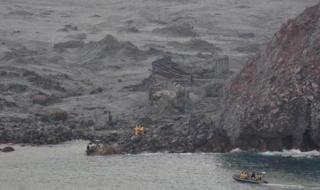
[[0, 141, 319, 190]]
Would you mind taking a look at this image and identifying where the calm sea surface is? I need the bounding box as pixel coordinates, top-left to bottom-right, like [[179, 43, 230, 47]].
[[1, 141, 320, 190]]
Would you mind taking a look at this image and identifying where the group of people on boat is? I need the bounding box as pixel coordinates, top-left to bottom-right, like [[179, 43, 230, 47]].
[[239, 171, 263, 181]]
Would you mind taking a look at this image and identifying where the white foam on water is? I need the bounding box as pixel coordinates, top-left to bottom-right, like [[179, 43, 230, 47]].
[[259, 149, 320, 158], [264, 183, 320, 190], [230, 148, 243, 153], [138, 151, 167, 156]]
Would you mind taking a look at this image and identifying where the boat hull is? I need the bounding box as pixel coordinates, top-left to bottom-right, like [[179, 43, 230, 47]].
[[232, 175, 268, 184]]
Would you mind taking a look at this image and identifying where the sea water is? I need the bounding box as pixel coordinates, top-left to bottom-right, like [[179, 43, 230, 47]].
[[0, 141, 319, 190]]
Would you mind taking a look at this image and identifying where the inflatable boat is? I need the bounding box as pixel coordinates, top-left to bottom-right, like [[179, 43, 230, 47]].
[[233, 173, 268, 184]]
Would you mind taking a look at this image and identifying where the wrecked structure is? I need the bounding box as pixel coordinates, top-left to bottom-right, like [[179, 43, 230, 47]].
[[151, 55, 230, 85], [214, 56, 229, 77], [146, 53, 232, 117]]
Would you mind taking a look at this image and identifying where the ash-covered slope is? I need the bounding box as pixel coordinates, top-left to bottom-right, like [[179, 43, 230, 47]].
[[78, 34, 145, 66], [0, 46, 86, 144], [221, 3, 320, 151], [0, 35, 147, 144]]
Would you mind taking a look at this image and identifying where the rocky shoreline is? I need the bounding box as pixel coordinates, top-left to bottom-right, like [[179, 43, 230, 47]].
[[88, 2, 320, 155], [1, 0, 319, 155]]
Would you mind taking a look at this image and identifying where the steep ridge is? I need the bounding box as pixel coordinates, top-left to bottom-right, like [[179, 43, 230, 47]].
[[78, 34, 145, 66], [221, 3, 320, 151]]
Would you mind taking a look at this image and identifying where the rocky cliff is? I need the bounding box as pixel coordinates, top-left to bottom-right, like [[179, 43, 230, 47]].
[[221, 3, 320, 151]]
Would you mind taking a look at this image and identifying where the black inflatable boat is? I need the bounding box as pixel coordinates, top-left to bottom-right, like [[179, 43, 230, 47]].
[[233, 174, 268, 184]]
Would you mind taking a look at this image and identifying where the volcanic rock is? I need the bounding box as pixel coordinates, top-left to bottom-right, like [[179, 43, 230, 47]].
[[79, 34, 145, 65], [221, 3, 320, 151], [86, 143, 120, 155], [0, 146, 15, 152], [167, 39, 222, 53], [50, 110, 68, 121], [153, 23, 198, 37], [53, 40, 84, 50], [58, 24, 78, 32], [32, 95, 50, 106]]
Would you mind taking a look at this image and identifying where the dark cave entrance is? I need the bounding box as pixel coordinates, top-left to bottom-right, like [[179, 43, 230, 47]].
[[302, 129, 318, 150], [301, 99, 319, 150], [282, 135, 293, 149]]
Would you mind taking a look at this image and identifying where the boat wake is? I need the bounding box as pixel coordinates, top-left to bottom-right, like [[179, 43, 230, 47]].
[[230, 148, 243, 153], [230, 148, 320, 158], [263, 183, 320, 190], [259, 149, 320, 158]]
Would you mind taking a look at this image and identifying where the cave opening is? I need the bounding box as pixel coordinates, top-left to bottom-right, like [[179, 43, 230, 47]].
[[302, 129, 319, 150], [282, 135, 293, 149]]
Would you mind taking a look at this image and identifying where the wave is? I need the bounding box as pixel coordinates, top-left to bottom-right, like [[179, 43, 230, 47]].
[[259, 149, 320, 158], [228, 148, 320, 158], [230, 148, 243, 153], [140, 152, 168, 156], [264, 183, 320, 190]]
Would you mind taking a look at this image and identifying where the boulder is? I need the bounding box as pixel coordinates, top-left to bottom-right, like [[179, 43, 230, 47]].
[[50, 110, 68, 121], [32, 95, 50, 106], [86, 143, 120, 155], [57, 24, 78, 32], [0, 146, 15, 152]]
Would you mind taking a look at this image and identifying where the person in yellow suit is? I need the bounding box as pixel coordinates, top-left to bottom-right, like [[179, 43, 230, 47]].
[[239, 171, 248, 179], [134, 124, 144, 135]]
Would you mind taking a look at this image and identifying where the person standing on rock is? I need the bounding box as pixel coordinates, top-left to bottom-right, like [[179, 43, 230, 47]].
[[108, 111, 114, 127], [149, 88, 154, 105], [190, 74, 194, 85]]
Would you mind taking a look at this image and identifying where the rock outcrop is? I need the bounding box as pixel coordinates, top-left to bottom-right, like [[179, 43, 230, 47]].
[[0, 146, 15, 152], [53, 40, 84, 50], [91, 115, 231, 155], [79, 34, 145, 65], [152, 23, 198, 37], [167, 39, 222, 54], [221, 3, 320, 151], [86, 142, 119, 155]]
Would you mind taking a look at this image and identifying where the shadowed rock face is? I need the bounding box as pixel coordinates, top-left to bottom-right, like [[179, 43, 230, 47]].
[[0, 146, 15, 152], [221, 3, 320, 151]]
